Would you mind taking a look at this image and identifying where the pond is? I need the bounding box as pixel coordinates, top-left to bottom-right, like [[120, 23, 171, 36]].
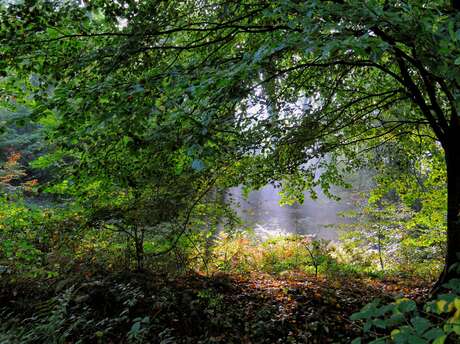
[[226, 184, 353, 241]]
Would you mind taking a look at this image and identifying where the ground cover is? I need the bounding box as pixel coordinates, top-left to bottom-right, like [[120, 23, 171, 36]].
[[0, 270, 429, 343]]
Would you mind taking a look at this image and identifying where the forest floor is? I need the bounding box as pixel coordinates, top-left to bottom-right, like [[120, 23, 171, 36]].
[[0, 270, 431, 343]]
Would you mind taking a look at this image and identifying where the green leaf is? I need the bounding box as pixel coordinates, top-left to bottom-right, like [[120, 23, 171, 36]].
[[432, 335, 447, 344], [130, 321, 141, 334], [411, 317, 431, 335], [373, 318, 387, 329], [408, 336, 428, 344], [122, 135, 132, 146], [424, 327, 445, 340], [443, 279, 460, 293], [389, 313, 406, 325], [396, 298, 416, 313], [363, 320, 372, 332]]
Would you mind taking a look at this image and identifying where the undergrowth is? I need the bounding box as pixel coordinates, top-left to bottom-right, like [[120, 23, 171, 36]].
[[201, 233, 440, 281]]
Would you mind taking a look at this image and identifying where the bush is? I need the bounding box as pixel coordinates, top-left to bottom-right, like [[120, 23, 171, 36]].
[[351, 278, 460, 343], [207, 233, 337, 276]]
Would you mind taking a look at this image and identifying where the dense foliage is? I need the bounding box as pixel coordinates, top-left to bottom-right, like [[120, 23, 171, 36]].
[[1, 0, 460, 342]]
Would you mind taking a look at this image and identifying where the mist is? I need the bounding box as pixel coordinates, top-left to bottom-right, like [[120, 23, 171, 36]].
[[226, 184, 353, 241]]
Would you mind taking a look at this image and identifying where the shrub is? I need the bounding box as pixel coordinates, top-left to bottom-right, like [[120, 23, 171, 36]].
[[351, 278, 460, 343], [208, 233, 336, 276]]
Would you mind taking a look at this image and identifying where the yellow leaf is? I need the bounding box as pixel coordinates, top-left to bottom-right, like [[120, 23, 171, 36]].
[[391, 329, 400, 339], [433, 335, 447, 344], [453, 309, 460, 320], [436, 299, 453, 313], [454, 297, 460, 310]]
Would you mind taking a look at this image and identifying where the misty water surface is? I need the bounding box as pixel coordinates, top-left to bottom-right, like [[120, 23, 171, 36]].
[[226, 184, 353, 241]]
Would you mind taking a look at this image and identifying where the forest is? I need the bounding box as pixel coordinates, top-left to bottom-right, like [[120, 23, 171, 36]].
[[1, 0, 460, 343]]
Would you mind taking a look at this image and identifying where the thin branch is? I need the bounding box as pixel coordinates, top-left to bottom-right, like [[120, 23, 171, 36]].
[[151, 175, 219, 257]]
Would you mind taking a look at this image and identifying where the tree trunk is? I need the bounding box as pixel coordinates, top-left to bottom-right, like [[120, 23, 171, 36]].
[[434, 135, 460, 291], [133, 225, 144, 271], [378, 233, 384, 272], [135, 238, 144, 272]]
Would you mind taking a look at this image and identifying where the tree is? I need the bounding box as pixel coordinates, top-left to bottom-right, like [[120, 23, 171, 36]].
[[1, 0, 460, 285]]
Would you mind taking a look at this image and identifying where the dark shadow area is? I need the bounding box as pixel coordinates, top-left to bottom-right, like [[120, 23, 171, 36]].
[[0, 270, 429, 343]]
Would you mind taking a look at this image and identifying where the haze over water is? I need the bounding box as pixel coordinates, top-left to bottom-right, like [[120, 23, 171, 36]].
[[226, 184, 352, 241]]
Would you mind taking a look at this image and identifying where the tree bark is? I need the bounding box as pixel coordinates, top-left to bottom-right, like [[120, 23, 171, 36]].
[[434, 132, 460, 291]]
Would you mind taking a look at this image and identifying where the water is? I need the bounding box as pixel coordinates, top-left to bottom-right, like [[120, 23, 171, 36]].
[[226, 184, 352, 241]]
